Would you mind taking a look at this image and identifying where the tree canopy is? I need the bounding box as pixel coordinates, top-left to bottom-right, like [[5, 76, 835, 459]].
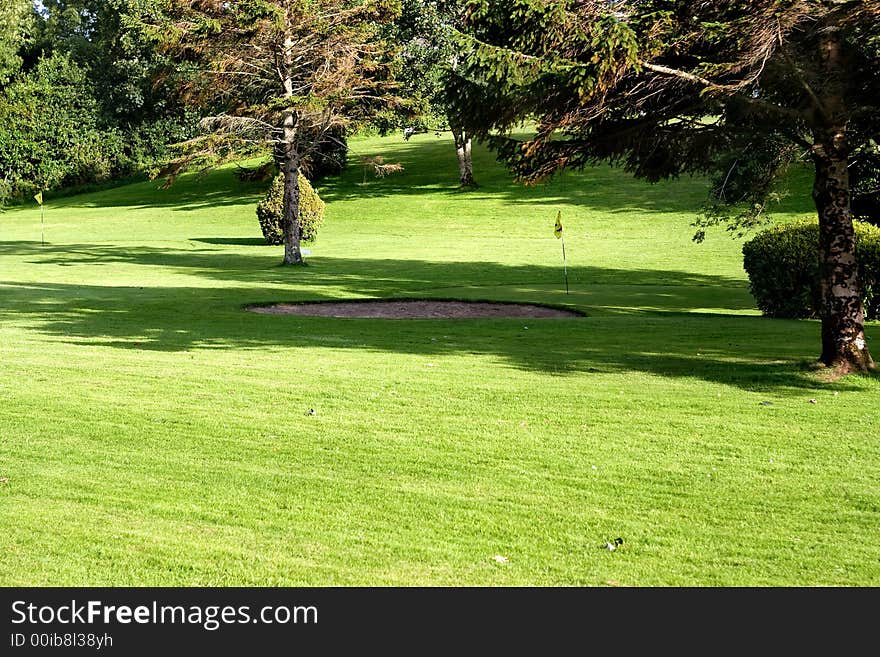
[[448, 0, 880, 373], [0, 0, 194, 201], [150, 0, 401, 264], [393, 0, 479, 186]]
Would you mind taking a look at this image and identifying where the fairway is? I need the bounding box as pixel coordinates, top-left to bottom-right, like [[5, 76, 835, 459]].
[[1, 132, 878, 586]]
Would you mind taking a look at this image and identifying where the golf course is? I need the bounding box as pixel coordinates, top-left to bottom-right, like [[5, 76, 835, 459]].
[[1, 131, 878, 587]]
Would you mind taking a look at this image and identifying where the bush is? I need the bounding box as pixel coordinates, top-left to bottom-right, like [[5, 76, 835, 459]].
[[256, 173, 325, 245], [742, 219, 880, 320]]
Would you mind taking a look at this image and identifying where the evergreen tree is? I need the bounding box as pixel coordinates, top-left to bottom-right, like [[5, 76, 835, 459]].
[[449, 0, 880, 373], [150, 0, 401, 265]]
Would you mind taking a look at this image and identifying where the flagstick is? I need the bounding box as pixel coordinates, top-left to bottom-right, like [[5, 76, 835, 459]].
[[561, 233, 569, 294], [40, 204, 45, 246]]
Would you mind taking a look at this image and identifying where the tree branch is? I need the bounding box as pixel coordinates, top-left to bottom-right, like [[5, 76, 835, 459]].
[[640, 61, 808, 125]]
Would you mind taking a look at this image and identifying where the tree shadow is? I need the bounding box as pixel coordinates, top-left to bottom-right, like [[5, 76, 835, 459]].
[[1, 240, 751, 298], [49, 167, 267, 211], [328, 134, 818, 218], [32, 134, 814, 224], [2, 240, 868, 392], [191, 237, 270, 246]]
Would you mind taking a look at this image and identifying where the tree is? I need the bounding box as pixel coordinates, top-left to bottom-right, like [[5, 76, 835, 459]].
[[448, 0, 880, 373], [1, 0, 195, 192], [0, 0, 31, 86], [395, 0, 476, 187], [0, 52, 126, 196], [151, 0, 401, 265]]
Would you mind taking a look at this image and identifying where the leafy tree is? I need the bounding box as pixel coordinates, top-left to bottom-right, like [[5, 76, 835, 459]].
[[0, 52, 126, 196], [395, 0, 477, 186], [448, 0, 880, 373], [0, 0, 32, 204], [150, 0, 401, 265], [0, 0, 194, 197], [28, 0, 196, 171], [0, 0, 32, 86]]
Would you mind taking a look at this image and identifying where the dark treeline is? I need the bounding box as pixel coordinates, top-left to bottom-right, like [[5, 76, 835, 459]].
[[0, 0, 198, 202], [0, 1, 466, 206]]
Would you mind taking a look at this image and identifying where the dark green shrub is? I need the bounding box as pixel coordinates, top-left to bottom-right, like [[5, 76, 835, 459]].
[[256, 173, 325, 245], [860, 223, 880, 320], [742, 222, 821, 319], [303, 127, 348, 181], [851, 152, 880, 226], [742, 219, 880, 320]]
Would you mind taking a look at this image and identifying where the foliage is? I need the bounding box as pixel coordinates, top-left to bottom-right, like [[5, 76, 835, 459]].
[[742, 220, 880, 320], [147, 0, 401, 263], [447, 1, 880, 218], [389, 0, 460, 130], [151, 0, 401, 180], [0, 0, 194, 197], [256, 173, 325, 245], [851, 149, 880, 226], [448, 0, 880, 370], [304, 127, 349, 182], [0, 0, 31, 85], [390, 1, 480, 188], [0, 53, 128, 196], [694, 137, 801, 243]]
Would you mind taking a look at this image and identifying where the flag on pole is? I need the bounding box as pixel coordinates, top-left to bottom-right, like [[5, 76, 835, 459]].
[[35, 191, 45, 245], [554, 210, 569, 294]]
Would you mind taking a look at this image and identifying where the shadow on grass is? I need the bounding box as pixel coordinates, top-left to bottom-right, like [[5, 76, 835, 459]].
[[322, 136, 708, 211], [326, 135, 818, 217], [1, 240, 751, 298], [48, 167, 267, 212], [28, 134, 815, 224], [1, 241, 866, 392], [191, 237, 270, 246]]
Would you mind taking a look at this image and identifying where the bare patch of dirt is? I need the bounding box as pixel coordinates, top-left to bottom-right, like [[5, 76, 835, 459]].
[[247, 300, 582, 319]]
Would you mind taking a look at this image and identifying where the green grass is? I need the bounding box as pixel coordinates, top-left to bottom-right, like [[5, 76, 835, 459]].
[[0, 132, 878, 586]]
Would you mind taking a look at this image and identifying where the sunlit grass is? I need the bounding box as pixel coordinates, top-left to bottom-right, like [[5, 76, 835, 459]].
[[0, 132, 877, 586]]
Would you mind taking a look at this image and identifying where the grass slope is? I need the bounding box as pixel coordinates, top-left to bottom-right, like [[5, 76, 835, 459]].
[[0, 133, 877, 586]]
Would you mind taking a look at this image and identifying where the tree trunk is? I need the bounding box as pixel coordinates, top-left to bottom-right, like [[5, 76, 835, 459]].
[[812, 139, 873, 372], [809, 25, 872, 373], [279, 16, 302, 267], [280, 109, 303, 266], [451, 123, 476, 188]]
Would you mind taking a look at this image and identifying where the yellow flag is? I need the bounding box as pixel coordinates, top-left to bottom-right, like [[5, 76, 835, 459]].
[[34, 192, 43, 205], [554, 211, 563, 239]]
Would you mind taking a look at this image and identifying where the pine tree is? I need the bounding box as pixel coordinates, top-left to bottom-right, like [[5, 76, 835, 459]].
[[151, 0, 401, 265], [449, 0, 880, 373]]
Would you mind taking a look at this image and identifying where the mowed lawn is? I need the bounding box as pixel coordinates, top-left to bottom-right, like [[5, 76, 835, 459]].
[[1, 132, 878, 586]]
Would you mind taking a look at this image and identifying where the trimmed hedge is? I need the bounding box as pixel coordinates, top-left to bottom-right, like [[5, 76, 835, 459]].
[[256, 173, 325, 245], [742, 219, 880, 320]]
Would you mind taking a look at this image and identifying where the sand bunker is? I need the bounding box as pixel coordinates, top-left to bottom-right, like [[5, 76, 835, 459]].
[[247, 300, 582, 319]]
